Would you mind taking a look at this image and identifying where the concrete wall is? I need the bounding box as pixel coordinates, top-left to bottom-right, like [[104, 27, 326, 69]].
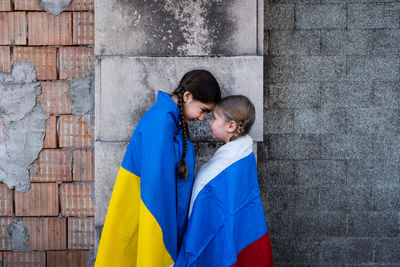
[[263, 1, 400, 265], [95, 0, 264, 254]]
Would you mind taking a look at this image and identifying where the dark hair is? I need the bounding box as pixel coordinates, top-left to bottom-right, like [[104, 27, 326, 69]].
[[215, 95, 255, 142], [172, 70, 221, 179]]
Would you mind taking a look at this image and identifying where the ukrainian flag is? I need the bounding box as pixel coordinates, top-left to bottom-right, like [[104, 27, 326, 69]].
[[95, 91, 195, 267]]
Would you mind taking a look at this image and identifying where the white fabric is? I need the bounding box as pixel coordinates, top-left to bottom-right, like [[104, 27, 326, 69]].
[[188, 135, 253, 217]]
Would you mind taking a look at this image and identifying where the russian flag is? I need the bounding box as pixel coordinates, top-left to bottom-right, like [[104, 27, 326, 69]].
[[175, 135, 274, 267], [95, 91, 195, 267]]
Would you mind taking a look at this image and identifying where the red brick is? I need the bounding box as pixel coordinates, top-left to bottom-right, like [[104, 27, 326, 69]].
[[59, 47, 94, 80], [28, 12, 72, 45], [37, 81, 72, 114], [0, 184, 13, 216], [0, 0, 12, 11], [43, 116, 57, 148], [59, 115, 93, 147], [47, 251, 89, 267], [0, 46, 11, 72], [73, 149, 94, 181], [15, 183, 59, 216], [0, 12, 27, 45], [0, 217, 13, 250], [30, 149, 72, 182], [3, 252, 45, 267], [14, 47, 57, 80], [24, 217, 66, 250], [61, 183, 94, 216], [73, 12, 94, 45], [67, 0, 93, 11], [68, 217, 94, 249], [14, 0, 43, 10]]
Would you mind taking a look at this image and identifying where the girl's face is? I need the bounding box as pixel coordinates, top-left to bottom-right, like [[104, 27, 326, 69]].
[[183, 92, 214, 123], [208, 108, 236, 144]]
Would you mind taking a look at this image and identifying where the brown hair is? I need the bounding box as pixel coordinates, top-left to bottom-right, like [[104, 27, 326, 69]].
[[215, 95, 255, 142], [172, 70, 221, 179]]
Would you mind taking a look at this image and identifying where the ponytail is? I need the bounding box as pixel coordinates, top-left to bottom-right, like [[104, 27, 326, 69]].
[[176, 86, 189, 180]]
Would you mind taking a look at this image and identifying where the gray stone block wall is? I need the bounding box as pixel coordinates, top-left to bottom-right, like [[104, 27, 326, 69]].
[[263, 1, 400, 265]]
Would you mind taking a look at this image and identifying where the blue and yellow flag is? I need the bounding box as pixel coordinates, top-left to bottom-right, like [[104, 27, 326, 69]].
[[95, 91, 195, 267]]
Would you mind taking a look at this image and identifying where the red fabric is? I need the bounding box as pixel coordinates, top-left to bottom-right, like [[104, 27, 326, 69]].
[[231, 232, 274, 267]]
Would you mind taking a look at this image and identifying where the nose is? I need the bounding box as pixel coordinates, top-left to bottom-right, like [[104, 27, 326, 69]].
[[198, 113, 205, 121]]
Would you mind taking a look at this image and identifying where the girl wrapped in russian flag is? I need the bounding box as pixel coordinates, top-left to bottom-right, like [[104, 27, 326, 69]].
[[175, 95, 274, 267]]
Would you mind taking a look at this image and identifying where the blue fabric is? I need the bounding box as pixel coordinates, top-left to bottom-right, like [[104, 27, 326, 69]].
[[175, 153, 267, 267], [121, 91, 195, 260]]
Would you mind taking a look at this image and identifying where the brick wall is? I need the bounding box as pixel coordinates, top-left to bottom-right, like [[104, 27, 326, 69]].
[[262, 1, 400, 265], [0, 0, 94, 266]]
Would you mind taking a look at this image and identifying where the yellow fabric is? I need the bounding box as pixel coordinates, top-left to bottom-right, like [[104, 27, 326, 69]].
[[95, 167, 173, 267]]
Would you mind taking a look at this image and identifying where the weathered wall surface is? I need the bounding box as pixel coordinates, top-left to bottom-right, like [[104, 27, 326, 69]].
[[95, 0, 264, 256], [0, 0, 95, 265], [263, 1, 400, 265]]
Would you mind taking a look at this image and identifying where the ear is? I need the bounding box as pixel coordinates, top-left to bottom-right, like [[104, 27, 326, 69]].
[[227, 120, 238, 133], [183, 91, 193, 103]]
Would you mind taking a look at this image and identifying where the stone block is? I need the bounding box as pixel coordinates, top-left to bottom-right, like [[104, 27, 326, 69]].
[[374, 239, 400, 263], [47, 251, 90, 267], [59, 115, 93, 147], [73, 149, 94, 181], [347, 212, 399, 238], [14, 47, 57, 80], [293, 212, 346, 238], [15, 183, 59, 216], [265, 108, 294, 134], [296, 4, 346, 30], [0, 12, 27, 45], [264, 4, 294, 30], [28, 12, 72, 45], [68, 217, 94, 249], [266, 56, 297, 82], [96, 0, 257, 56], [348, 3, 400, 29], [268, 134, 320, 160], [23, 217, 67, 250], [59, 47, 94, 80], [321, 134, 373, 160], [98, 56, 263, 142], [347, 160, 400, 186], [258, 160, 295, 187], [371, 30, 400, 55], [268, 82, 320, 108], [95, 141, 127, 226], [73, 12, 94, 45], [30, 149, 72, 182], [294, 108, 346, 134], [43, 116, 57, 148], [0, 46, 11, 72], [347, 56, 399, 81], [372, 186, 400, 211], [269, 30, 320, 56], [319, 238, 373, 264], [61, 183, 95, 216], [37, 81, 72, 115], [295, 160, 346, 186], [321, 30, 371, 56], [346, 108, 400, 134], [321, 81, 373, 108], [0, 183, 13, 216], [320, 186, 373, 212], [3, 252, 46, 267], [372, 81, 400, 108], [372, 135, 400, 160]]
